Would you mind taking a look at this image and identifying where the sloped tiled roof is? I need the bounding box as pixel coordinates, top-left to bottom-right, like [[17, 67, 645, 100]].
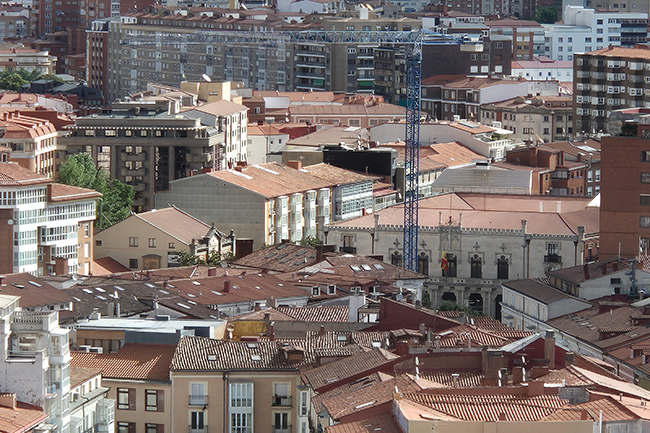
[[0, 162, 50, 185], [0, 273, 74, 309], [325, 413, 401, 433], [420, 371, 484, 387], [302, 163, 382, 185], [49, 183, 102, 202], [543, 393, 638, 421], [70, 343, 176, 381], [404, 391, 566, 421], [232, 243, 319, 272], [183, 99, 248, 116], [547, 259, 634, 285], [0, 399, 47, 433], [92, 257, 130, 275], [277, 305, 349, 322], [70, 367, 101, 388], [172, 336, 309, 371], [502, 279, 585, 304], [205, 162, 333, 199], [302, 348, 401, 391], [134, 206, 211, 245]]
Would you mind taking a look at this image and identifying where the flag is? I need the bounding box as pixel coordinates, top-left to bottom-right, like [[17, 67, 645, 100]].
[[441, 251, 449, 271]]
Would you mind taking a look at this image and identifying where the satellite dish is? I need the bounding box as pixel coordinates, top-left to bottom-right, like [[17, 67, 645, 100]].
[[71, 273, 78, 281], [396, 293, 403, 302], [202, 74, 212, 82]]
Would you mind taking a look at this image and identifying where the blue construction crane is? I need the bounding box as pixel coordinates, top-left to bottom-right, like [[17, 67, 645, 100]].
[[121, 29, 469, 271]]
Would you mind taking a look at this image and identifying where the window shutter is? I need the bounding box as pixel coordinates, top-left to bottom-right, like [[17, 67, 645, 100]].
[[157, 425, 164, 433], [157, 390, 164, 412], [128, 423, 136, 433], [128, 389, 136, 410]]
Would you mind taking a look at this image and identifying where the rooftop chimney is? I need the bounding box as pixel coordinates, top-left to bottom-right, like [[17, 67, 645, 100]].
[[544, 330, 556, 369], [0, 393, 16, 410], [513, 366, 524, 384], [318, 325, 325, 337], [208, 267, 217, 276], [565, 351, 575, 365], [287, 160, 302, 170], [224, 280, 231, 293], [0, 276, 6, 286]]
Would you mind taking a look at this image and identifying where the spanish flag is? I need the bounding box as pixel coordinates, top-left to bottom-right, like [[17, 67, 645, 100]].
[[441, 251, 449, 271]]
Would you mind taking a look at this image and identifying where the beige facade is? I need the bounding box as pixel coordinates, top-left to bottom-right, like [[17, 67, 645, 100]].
[[171, 370, 309, 433], [106, 379, 170, 433]]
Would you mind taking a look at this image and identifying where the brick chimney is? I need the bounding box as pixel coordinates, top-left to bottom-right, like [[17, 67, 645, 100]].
[[287, 160, 302, 170], [224, 280, 231, 293], [544, 330, 556, 369], [208, 267, 217, 276]]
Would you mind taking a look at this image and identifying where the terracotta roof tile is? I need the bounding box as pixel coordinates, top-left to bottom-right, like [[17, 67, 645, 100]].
[[547, 259, 633, 285], [0, 273, 74, 309], [92, 257, 130, 275], [302, 348, 401, 391], [583, 45, 650, 60], [543, 394, 639, 421], [277, 305, 349, 322], [325, 413, 401, 433], [49, 183, 102, 202], [70, 343, 175, 381], [0, 399, 47, 433], [0, 162, 50, 186], [134, 206, 212, 245], [232, 243, 319, 273], [182, 99, 248, 116], [419, 371, 484, 387], [502, 279, 588, 304], [70, 367, 101, 388], [303, 163, 382, 185]]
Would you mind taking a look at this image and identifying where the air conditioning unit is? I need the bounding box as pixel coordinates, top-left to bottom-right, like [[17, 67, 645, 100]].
[[89, 347, 103, 354]]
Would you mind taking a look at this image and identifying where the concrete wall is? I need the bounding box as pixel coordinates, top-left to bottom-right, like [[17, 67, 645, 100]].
[[155, 174, 267, 248]]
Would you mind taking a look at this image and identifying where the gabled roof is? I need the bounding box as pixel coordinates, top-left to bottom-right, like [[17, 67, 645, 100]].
[[302, 163, 382, 185], [70, 367, 101, 388], [182, 99, 248, 116], [0, 162, 50, 186], [0, 273, 74, 309], [205, 162, 334, 199], [547, 260, 634, 285], [92, 257, 130, 275], [0, 399, 47, 433], [71, 343, 176, 381], [133, 206, 212, 245], [277, 305, 349, 322]]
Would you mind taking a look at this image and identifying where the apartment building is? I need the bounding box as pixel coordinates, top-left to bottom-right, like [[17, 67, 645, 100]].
[[60, 99, 225, 211], [94, 206, 234, 270], [421, 75, 529, 121], [544, 7, 648, 61], [600, 119, 650, 259], [69, 368, 115, 433], [171, 337, 311, 433], [155, 162, 334, 247], [71, 344, 175, 433], [485, 19, 545, 60], [481, 95, 574, 143], [511, 57, 573, 81], [0, 111, 58, 178], [87, 19, 110, 103], [0, 160, 100, 276], [0, 47, 56, 74], [573, 45, 650, 134]]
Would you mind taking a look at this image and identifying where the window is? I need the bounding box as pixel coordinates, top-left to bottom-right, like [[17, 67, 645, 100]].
[[311, 286, 320, 296], [84, 223, 90, 237], [642, 151, 650, 162], [129, 237, 138, 247], [117, 388, 135, 410], [229, 382, 253, 433], [327, 285, 336, 295], [470, 255, 482, 279], [273, 383, 290, 406], [145, 424, 163, 433], [442, 254, 457, 278], [391, 252, 402, 268], [300, 391, 309, 416], [273, 412, 289, 432], [642, 173, 650, 183], [497, 256, 509, 280], [190, 411, 205, 433], [169, 242, 175, 249], [595, 170, 601, 181], [643, 217, 650, 227], [146, 389, 163, 412], [95, 240, 102, 246], [190, 383, 207, 406], [417, 253, 429, 276], [129, 258, 138, 269], [149, 238, 156, 248], [117, 422, 135, 433], [611, 277, 622, 284]]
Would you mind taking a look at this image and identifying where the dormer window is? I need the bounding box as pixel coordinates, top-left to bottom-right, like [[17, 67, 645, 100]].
[[311, 286, 320, 296]]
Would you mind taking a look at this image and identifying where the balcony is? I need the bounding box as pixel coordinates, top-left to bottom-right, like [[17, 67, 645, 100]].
[[544, 254, 562, 263], [189, 395, 208, 406], [272, 395, 292, 407], [12, 310, 57, 332], [340, 246, 356, 254]]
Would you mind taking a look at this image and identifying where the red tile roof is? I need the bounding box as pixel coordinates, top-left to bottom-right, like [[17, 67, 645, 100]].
[[0, 273, 74, 309], [0, 162, 50, 186], [70, 343, 176, 381], [584, 45, 650, 60], [134, 206, 211, 245], [326, 413, 401, 433], [92, 257, 130, 275], [49, 183, 102, 202], [232, 243, 319, 273], [0, 399, 47, 433], [70, 367, 101, 388], [277, 305, 349, 322]]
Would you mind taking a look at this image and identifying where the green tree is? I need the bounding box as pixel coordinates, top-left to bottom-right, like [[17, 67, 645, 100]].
[[535, 6, 557, 23], [57, 154, 134, 228], [299, 236, 322, 247], [0, 72, 28, 91], [422, 290, 432, 309], [171, 250, 234, 267], [38, 74, 64, 83]]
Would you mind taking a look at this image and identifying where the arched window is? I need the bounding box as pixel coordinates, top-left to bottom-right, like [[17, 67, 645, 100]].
[[470, 254, 482, 279], [391, 251, 402, 268], [497, 255, 509, 280], [418, 252, 429, 276], [443, 253, 457, 277]]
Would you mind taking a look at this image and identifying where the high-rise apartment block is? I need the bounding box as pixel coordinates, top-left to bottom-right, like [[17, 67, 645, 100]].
[[574, 45, 650, 134]]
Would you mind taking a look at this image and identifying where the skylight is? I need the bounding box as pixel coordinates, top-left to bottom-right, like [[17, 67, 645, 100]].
[[350, 265, 362, 271], [95, 287, 105, 292], [177, 303, 191, 309], [251, 354, 262, 361], [373, 264, 384, 270], [192, 281, 201, 286], [247, 342, 258, 349], [145, 283, 156, 288], [28, 281, 41, 287], [114, 286, 125, 291], [361, 264, 372, 271], [82, 289, 93, 294]]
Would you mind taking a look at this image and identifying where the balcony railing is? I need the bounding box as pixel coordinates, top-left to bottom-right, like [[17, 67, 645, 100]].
[[189, 395, 208, 406], [340, 246, 356, 254], [272, 396, 292, 407], [544, 254, 562, 263]]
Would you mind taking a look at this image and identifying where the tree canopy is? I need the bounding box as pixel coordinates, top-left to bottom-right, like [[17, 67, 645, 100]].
[[0, 69, 63, 91], [171, 249, 235, 267], [535, 6, 557, 24], [57, 154, 134, 228]]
